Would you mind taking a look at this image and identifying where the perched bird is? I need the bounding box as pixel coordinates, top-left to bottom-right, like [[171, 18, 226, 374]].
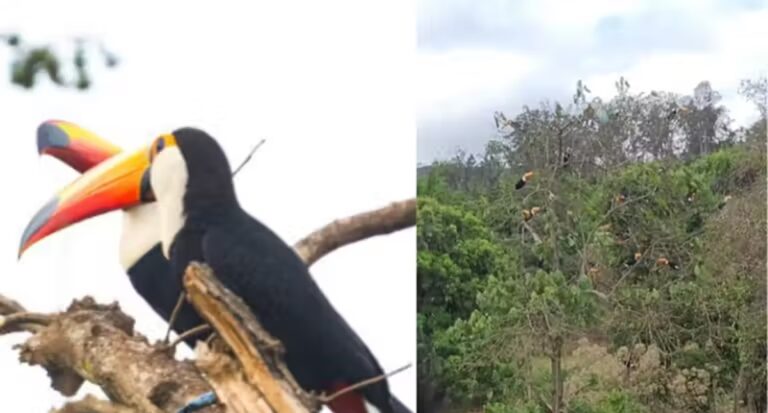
[[656, 257, 680, 270], [522, 206, 543, 222], [515, 171, 534, 190], [717, 194, 732, 209], [624, 251, 642, 267], [20, 127, 410, 413], [30, 120, 208, 348]]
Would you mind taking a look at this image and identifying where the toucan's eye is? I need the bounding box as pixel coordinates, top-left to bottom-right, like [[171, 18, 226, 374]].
[[149, 137, 166, 161], [155, 138, 165, 153]]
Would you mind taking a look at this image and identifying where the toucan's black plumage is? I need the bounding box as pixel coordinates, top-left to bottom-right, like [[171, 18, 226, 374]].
[[624, 251, 642, 267], [515, 171, 534, 190], [128, 245, 207, 345], [159, 129, 407, 413]]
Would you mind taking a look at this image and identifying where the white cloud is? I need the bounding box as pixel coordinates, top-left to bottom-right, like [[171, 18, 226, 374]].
[[0, 1, 416, 411], [417, 0, 768, 161], [417, 49, 538, 120]]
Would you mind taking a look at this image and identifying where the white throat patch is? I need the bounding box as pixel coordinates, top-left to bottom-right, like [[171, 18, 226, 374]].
[[119, 203, 162, 270], [150, 146, 188, 259]]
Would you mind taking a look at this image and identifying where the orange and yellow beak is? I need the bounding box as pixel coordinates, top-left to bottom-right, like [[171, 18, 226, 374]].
[[37, 120, 122, 173], [19, 146, 153, 257]]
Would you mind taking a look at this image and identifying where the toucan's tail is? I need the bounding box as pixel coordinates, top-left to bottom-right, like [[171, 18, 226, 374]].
[[390, 396, 413, 413]]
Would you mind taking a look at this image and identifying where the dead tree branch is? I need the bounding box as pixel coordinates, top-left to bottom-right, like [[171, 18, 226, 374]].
[[294, 198, 416, 265], [22, 298, 223, 413], [0, 294, 25, 314], [184, 263, 318, 413]]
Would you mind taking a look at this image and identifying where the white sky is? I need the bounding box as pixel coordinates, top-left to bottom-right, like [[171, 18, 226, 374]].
[[417, 0, 768, 162], [0, 1, 416, 411]]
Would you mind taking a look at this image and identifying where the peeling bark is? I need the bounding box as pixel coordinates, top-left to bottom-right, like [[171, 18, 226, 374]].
[[184, 262, 318, 413], [8, 297, 222, 413]]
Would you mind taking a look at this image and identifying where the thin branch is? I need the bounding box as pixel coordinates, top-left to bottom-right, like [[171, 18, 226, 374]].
[[521, 221, 542, 244], [164, 292, 187, 343], [168, 324, 212, 350], [320, 363, 412, 403], [232, 139, 267, 176], [0, 311, 51, 334], [293, 198, 416, 266]]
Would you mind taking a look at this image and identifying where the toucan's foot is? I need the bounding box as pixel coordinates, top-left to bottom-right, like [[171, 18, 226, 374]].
[[164, 292, 188, 345], [156, 324, 212, 354], [176, 391, 218, 413]]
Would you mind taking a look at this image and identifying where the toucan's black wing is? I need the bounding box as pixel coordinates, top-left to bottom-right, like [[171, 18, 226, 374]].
[[129, 245, 207, 348], [201, 210, 393, 412]]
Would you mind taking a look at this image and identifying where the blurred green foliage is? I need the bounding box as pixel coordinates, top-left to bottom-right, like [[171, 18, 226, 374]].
[[1, 33, 117, 90]]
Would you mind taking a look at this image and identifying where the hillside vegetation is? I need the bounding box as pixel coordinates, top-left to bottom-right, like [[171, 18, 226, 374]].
[[417, 78, 767, 413]]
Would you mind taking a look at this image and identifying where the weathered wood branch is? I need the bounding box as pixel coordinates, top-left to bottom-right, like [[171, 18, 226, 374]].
[[1, 198, 415, 412], [11, 297, 223, 413], [294, 198, 416, 265], [0, 310, 51, 334], [0, 294, 25, 314], [522, 221, 543, 244], [184, 263, 318, 413]]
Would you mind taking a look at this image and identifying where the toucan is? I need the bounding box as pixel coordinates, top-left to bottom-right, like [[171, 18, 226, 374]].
[[522, 206, 542, 222], [717, 194, 732, 209], [515, 171, 534, 190], [624, 251, 642, 267], [20, 127, 411, 413], [31, 120, 208, 348], [656, 257, 680, 270]]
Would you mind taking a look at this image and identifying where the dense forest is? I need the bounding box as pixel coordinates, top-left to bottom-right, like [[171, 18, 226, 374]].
[[417, 77, 767, 413]]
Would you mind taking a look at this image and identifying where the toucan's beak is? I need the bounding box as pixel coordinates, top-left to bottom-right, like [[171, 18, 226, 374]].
[[37, 120, 122, 173], [19, 146, 152, 258]]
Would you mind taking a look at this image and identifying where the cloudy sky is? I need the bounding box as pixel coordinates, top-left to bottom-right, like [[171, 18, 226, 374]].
[[417, 0, 768, 163], [0, 1, 415, 411]]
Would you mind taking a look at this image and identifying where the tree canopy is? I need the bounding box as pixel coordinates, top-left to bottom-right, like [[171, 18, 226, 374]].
[[418, 77, 767, 413]]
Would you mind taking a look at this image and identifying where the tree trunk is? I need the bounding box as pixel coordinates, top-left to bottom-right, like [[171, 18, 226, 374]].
[[550, 336, 563, 413]]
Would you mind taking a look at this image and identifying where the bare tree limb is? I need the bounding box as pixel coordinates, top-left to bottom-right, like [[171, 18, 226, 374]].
[[0, 311, 51, 334], [3, 297, 224, 413], [232, 139, 267, 176], [293, 198, 416, 265], [522, 221, 543, 244], [0, 293, 25, 315], [321, 363, 412, 403]]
